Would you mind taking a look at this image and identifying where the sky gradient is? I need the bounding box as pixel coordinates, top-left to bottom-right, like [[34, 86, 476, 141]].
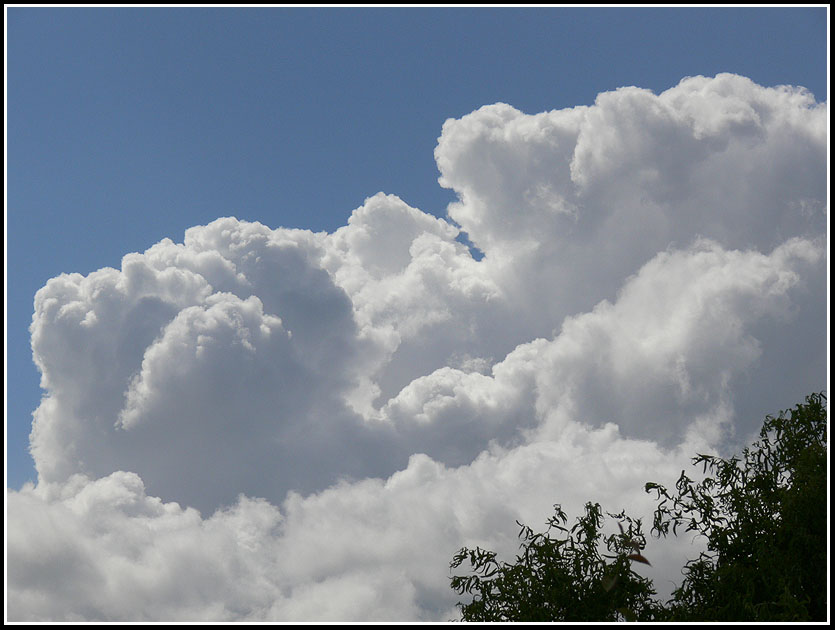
[[6, 7, 829, 489], [5, 6, 829, 622]]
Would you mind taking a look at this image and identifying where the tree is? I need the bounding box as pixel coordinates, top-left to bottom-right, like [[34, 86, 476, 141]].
[[645, 391, 828, 621], [450, 502, 663, 621], [449, 392, 827, 622]]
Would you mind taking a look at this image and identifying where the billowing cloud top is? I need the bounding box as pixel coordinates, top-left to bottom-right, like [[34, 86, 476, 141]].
[[8, 74, 827, 621]]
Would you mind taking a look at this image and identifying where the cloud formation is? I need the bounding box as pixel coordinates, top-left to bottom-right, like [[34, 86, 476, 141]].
[[8, 74, 827, 621]]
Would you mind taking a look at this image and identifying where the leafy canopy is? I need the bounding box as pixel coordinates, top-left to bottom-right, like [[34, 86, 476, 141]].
[[450, 502, 661, 622], [449, 392, 828, 622], [646, 390, 828, 621]]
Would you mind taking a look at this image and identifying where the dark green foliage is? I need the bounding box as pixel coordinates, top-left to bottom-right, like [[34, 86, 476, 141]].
[[449, 392, 827, 622], [449, 502, 663, 621], [645, 391, 828, 621]]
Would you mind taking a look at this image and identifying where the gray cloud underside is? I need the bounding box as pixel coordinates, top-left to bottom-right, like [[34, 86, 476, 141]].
[[8, 74, 827, 621]]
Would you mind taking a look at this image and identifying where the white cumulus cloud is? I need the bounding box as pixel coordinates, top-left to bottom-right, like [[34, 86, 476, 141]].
[[8, 73, 827, 621]]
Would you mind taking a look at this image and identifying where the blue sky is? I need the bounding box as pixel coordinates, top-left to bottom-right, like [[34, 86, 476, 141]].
[[5, 7, 829, 621], [6, 5, 828, 491]]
